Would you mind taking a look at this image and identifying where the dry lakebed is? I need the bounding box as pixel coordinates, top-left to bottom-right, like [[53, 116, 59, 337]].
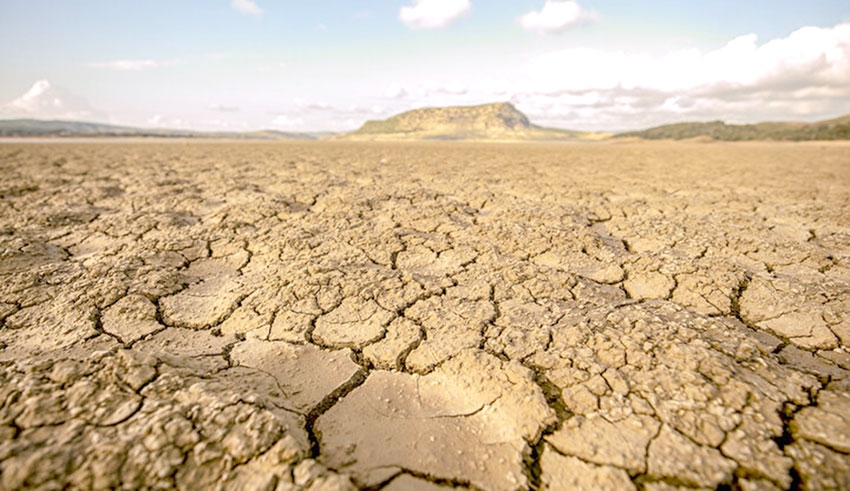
[[0, 140, 849, 490]]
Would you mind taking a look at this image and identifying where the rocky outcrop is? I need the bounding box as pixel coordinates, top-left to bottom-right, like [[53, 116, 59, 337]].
[[349, 102, 579, 140]]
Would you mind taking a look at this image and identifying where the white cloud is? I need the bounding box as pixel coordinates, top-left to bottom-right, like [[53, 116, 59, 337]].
[[385, 83, 407, 99], [232, 0, 262, 16], [88, 59, 178, 71], [386, 81, 470, 100], [399, 0, 471, 29], [0, 79, 104, 120], [507, 22, 850, 129], [293, 98, 333, 111], [519, 1, 595, 34], [208, 104, 240, 112], [525, 23, 850, 94], [271, 115, 304, 127], [432, 81, 467, 95]]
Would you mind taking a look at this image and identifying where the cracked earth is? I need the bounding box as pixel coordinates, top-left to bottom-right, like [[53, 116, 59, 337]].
[[1, 141, 849, 490]]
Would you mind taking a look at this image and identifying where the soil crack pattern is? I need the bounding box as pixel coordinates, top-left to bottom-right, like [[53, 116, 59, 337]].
[[1, 141, 849, 490]]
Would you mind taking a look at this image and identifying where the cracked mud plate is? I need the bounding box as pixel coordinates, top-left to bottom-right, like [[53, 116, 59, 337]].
[[1, 141, 849, 490]]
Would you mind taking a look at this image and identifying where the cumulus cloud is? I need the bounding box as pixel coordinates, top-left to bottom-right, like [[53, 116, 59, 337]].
[[399, 0, 471, 29], [232, 0, 262, 16], [0, 79, 105, 120], [88, 59, 178, 71], [527, 23, 850, 94], [513, 22, 850, 129], [519, 1, 596, 34]]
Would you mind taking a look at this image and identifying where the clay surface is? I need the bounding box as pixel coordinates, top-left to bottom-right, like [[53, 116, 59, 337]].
[[1, 141, 849, 489]]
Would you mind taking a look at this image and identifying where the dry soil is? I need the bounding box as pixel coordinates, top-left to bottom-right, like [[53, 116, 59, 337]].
[[1, 141, 849, 490]]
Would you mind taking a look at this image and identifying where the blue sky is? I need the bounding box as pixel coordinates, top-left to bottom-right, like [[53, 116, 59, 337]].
[[1, 0, 849, 131]]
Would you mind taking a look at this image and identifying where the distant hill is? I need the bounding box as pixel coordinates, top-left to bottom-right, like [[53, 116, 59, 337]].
[[345, 102, 588, 141], [0, 119, 315, 140], [6, 111, 850, 143], [617, 114, 850, 141]]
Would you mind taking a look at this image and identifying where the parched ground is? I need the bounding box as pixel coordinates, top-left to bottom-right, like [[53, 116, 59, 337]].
[[1, 140, 849, 490]]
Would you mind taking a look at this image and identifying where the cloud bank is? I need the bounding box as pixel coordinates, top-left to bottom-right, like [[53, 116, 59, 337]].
[[208, 104, 240, 113], [508, 22, 850, 129], [525, 23, 850, 94]]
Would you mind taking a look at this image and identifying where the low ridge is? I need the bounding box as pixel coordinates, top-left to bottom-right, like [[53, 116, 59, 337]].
[[617, 114, 850, 141], [0, 119, 315, 140]]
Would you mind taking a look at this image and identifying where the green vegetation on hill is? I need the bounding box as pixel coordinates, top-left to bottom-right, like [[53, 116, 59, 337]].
[[617, 115, 850, 141]]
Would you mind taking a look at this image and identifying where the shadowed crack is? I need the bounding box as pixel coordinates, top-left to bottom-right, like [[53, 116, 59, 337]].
[[368, 469, 475, 490], [524, 435, 550, 491], [90, 307, 124, 345], [522, 366, 572, 490], [305, 367, 369, 458], [729, 274, 759, 334], [772, 391, 819, 489]]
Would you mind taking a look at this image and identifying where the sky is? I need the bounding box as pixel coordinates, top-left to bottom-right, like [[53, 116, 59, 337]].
[[1, 0, 849, 132]]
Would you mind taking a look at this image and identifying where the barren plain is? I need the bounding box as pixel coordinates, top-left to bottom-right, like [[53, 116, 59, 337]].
[[1, 141, 849, 490]]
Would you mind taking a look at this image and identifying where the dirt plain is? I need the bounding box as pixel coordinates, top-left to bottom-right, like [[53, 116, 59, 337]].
[[0, 140, 849, 490]]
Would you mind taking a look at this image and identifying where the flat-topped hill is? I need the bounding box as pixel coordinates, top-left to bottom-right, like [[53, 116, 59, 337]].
[[347, 102, 584, 141]]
